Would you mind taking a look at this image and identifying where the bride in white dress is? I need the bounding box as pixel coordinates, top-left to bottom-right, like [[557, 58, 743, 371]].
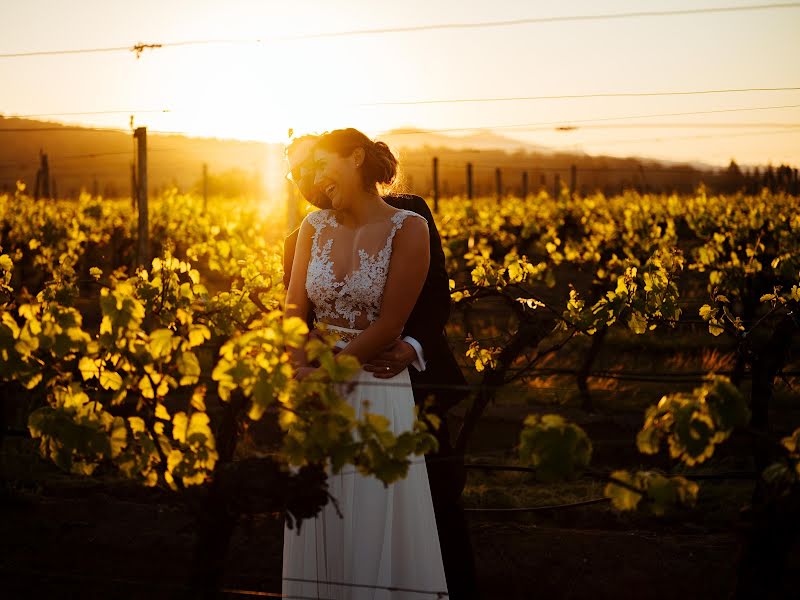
[[282, 128, 448, 599]]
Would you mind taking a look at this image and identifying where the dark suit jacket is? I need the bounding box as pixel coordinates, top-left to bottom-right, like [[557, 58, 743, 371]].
[[283, 193, 468, 415]]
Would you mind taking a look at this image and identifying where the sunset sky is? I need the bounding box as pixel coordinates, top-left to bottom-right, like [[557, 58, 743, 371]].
[[1, 0, 799, 167]]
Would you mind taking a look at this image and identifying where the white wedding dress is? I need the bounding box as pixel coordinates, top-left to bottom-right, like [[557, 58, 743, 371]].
[[282, 208, 449, 600]]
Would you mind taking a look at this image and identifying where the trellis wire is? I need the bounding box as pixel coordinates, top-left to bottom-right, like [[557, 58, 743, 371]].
[[0, 565, 447, 599]]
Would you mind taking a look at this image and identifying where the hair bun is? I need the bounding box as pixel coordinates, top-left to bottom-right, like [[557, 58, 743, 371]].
[[371, 141, 398, 185], [316, 128, 399, 191]]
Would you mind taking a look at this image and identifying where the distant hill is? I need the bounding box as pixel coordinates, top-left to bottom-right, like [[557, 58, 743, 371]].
[[1, 116, 754, 199], [0, 116, 279, 199], [380, 127, 553, 154]]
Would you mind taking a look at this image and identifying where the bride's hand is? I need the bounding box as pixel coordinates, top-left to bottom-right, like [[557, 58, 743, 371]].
[[363, 338, 416, 379]]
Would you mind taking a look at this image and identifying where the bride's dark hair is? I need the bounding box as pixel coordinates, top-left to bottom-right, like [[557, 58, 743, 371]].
[[315, 128, 398, 191]]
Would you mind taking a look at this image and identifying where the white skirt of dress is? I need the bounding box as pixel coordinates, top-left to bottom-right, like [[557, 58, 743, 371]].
[[282, 326, 449, 600]]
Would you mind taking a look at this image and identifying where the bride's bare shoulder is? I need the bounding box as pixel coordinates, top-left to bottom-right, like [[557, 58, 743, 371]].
[[393, 208, 429, 231], [391, 209, 429, 251]]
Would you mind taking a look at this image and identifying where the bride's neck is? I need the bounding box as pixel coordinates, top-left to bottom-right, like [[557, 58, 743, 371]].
[[336, 189, 387, 227]]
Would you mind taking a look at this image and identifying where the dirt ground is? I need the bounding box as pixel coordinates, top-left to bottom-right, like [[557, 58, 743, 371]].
[[0, 481, 747, 600], [2, 410, 799, 600], [3, 318, 800, 599]]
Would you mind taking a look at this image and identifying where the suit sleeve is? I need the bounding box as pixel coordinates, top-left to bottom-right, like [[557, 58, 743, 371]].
[[400, 196, 451, 362]]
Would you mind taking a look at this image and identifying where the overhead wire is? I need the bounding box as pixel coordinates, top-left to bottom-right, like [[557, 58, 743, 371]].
[[361, 86, 800, 107], [2, 2, 799, 58], [283, 2, 800, 39], [376, 103, 800, 136], [2, 109, 171, 118], [3, 103, 799, 141]]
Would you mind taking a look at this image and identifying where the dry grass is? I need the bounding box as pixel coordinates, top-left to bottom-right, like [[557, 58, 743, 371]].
[[664, 348, 735, 373]]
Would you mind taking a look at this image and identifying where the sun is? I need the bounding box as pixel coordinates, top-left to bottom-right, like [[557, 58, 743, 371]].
[[132, 37, 384, 145]]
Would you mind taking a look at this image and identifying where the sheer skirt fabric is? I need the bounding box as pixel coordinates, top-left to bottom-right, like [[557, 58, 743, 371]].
[[282, 325, 448, 600]]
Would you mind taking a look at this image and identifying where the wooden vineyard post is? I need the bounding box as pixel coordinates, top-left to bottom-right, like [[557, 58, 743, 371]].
[[134, 127, 149, 268], [495, 168, 502, 203], [570, 164, 577, 199], [554, 173, 561, 200], [41, 151, 50, 199], [130, 162, 137, 211], [522, 171, 529, 199], [432, 156, 439, 213], [34, 151, 50, 200], [466, 162, 473, 200]]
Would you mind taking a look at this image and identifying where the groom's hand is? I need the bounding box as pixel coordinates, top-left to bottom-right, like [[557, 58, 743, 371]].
[[363, 339, 416, 379]]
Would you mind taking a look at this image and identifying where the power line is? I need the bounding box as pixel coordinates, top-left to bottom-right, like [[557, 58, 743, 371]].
[[1, 105, 798, 146], [3, 115, 797, 141], [395, 122, 800, 140], [2, 3, 799, 59], [455, 126, 800, 151], [63, 148, 178, 159], [0, 126, 131, 133], [0, 39, 261, 59], [0, 149, 179, 168], [378, 103, 800, 136], [362, 86, 800, 107], [598, 126, 800, 146], [5, 89, 800, 122], [285, 3, 800, 39], [3, 109, 170, 118], [542, 122, 800, 130], [0, 124, 212, 137], [8, 89, 800, 119]]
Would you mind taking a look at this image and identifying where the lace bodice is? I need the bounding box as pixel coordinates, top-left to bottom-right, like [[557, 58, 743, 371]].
[[305, 208, 426, 330]]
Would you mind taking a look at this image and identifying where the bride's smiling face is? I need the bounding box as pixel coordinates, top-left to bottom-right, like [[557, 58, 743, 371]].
[[312, 147, 365, 210]]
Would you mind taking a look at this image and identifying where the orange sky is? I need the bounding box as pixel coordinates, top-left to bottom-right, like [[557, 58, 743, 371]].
[[1, 0, 799, 167]]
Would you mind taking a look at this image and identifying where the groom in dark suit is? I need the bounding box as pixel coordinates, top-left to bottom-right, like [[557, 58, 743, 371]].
[[283, 135, 479, 600]]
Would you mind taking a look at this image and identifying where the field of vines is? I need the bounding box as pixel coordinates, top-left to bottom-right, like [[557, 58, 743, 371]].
[[1, 180, 799, 599]]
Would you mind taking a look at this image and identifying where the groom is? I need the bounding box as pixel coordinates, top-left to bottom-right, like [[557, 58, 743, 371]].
[[283, 135, 479, 600]]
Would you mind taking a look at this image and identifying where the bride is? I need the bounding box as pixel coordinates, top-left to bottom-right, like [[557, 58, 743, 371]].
[[282, 128, 449, 599]]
